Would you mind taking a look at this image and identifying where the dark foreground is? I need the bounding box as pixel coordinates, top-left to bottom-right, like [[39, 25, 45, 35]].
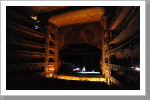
[[7, 78, 113, 90], [6, 71, 140, 90]]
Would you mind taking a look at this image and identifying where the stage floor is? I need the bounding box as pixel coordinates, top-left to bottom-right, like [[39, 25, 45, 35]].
[[53, 73, 105, 82]]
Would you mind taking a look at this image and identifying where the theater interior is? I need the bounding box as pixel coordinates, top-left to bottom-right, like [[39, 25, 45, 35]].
[[6, 6, 140, 90]]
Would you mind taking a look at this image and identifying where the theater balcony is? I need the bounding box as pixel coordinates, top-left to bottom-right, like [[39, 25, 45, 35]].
[[6, 6, 140, 90]]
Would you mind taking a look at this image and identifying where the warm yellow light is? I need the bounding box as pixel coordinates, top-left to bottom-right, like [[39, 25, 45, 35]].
[[48, 68, 54, 71], [31, 16, 37, 20], [56, 75, 106, 82], [48, 65, 55, 71], [49, 73, 53, 77]]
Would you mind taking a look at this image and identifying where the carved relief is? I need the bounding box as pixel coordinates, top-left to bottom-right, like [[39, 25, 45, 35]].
[[101, 16, 108, 30], [49, 7, 105, 27]]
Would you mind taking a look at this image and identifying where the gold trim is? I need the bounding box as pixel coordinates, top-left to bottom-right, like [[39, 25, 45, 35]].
[[48, 7, 105, 27]]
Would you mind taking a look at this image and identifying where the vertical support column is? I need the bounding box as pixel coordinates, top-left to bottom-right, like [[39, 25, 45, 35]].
[[45, 25, 59, 78], [101, 16, 111, 79], [45, 26, 50, 77], [101, 16, 107, 75], [107, 32, 111, 76], [54, 28, 59, 73], [101, 27, 105, 75]]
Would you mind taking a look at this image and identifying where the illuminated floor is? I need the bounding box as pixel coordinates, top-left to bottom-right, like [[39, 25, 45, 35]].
[[55, 74, 105, 82]]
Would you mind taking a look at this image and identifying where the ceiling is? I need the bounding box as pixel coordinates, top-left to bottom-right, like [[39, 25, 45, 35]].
[[21, 6, 118, 27], [48, 7, 105, 27], [27, 6, 69, 13]]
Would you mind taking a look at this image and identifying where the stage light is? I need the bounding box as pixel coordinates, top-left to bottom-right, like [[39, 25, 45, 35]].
[[135, 67, 140, 71]]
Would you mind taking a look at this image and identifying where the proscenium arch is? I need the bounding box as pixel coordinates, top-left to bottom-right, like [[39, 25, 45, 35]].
[[46, 7, 106, 78]]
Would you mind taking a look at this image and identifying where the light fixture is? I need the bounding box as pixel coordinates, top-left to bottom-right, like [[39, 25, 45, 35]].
[[31, 15, 37, 20], [36, 20, 40, 23], [35, 25, 39, 29], [135, 67, 140, 71]]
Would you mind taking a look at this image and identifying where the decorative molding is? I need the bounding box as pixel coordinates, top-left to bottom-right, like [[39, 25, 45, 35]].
[[101, 16, 108, 30], [48, 7, 105, 27]]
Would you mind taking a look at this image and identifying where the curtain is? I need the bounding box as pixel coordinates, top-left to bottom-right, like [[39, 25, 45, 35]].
[[61, 25, 82, 50], [61, 26, 102, 50]]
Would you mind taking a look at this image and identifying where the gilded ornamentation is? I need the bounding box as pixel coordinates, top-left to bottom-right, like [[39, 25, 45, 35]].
[[81, 13, 86, 18], [49, 7, 105, 27]]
